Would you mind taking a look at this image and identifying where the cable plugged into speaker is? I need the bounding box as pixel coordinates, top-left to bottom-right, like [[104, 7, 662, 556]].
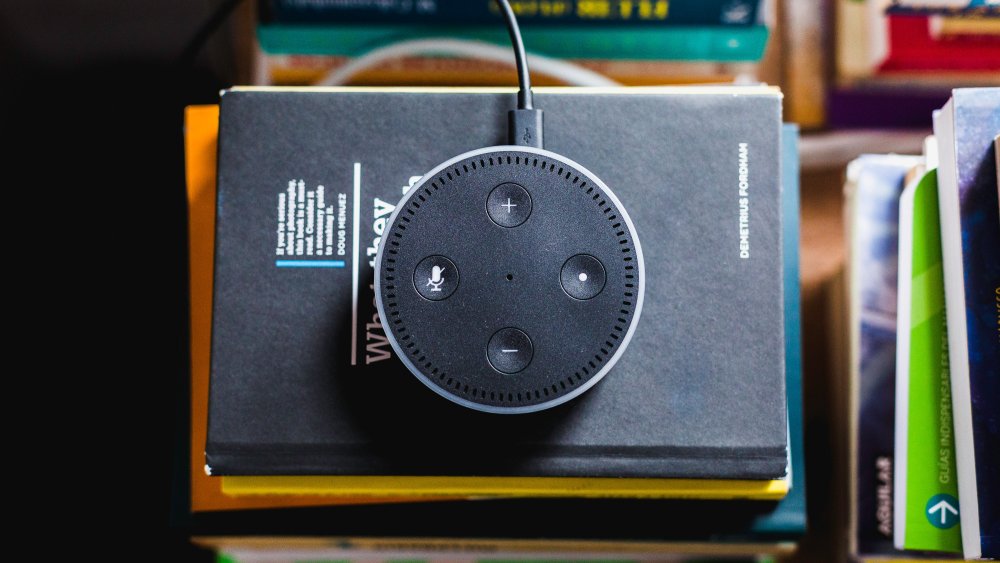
[[508, 108, 543, 148], [374, 0, 644, 413], [495, 0, 544, 148]]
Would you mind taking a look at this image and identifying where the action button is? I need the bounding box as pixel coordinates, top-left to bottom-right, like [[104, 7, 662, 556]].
[[413, 256, 458, 301], [487, 328, 533, 374], [487, 183, 532, 228], [560, 254, 606, 300]]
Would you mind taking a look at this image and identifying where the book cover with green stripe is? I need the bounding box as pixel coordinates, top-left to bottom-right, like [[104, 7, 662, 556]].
[[893, 168, 963, 553], [257, 24, 770, 62]]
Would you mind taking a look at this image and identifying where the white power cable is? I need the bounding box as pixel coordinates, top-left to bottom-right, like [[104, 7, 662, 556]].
[[315, 37, 620, 87]]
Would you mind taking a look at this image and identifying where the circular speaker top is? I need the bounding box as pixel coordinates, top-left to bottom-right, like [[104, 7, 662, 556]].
[[375, 146, 645, 414]]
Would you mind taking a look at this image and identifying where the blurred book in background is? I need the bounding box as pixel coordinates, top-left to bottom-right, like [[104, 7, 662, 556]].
[[934, 88, 1000, 561], [260, 54, 761, 87], [845, 152, 924, 559], [252, 0, 772, 87], [258, 0, 763, 26], [844, 88, 999, 561], [831, 0, 999, 129]]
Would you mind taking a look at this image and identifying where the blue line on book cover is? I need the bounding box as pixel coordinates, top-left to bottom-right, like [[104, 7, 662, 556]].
[[276, 260, 346, 268]]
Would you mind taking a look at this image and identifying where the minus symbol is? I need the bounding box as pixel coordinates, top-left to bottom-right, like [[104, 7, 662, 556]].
[[501, 349, 519, 353]]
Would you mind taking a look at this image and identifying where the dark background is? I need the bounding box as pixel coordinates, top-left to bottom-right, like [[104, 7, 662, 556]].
[[0, 1, 248, 558]]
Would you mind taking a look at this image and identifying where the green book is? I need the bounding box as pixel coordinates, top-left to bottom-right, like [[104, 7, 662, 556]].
[[893, 168, 962, 553]]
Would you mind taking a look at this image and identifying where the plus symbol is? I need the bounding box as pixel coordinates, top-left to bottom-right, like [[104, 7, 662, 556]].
[[501, 198, 517, 213]]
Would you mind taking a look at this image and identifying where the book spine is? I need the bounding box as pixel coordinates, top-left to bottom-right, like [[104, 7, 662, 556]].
[[256, 24, 770, 61], [952, 93, 1000, 561], [746, 123, 806, 536], [887, 3, 1000, 17], [836, 0, 878, 80], [782, 0, 827, 128], [932, 16, 1000, 38], [848, 155, 923, 556], [260, 0, 763, 26], [893, 176, 916, 551], [936, 90, 1000, 560], [827, 87, 950, 130], [896, 170, 963, 553], [995, 135, 1000, 207], [879, 14, 1000, 72]]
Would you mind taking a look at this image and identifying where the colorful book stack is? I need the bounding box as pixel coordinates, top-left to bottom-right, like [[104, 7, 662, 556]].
[[254, 0, 771, 86], [831, 1, 1000, 129], [179, 100, 807, 559], [846, 87, 999, 561]]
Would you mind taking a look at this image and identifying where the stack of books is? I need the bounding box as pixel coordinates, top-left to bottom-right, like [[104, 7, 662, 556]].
[[832, 0, 1000, 128], [178, 87, 806, 561], [253, 0, 771, 86], [846, 87, 999, 561]]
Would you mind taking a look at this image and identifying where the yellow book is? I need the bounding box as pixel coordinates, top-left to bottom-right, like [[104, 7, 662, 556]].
[[222, 475, 787, 500], [931, 15, 1000, 38]]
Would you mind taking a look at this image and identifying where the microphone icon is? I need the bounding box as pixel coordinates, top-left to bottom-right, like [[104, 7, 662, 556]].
[[427, 265, 446, 292]]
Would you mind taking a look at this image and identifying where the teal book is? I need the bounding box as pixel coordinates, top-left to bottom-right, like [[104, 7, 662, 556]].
[[257, 24, 770, 62], [893, 169, 962, 553], [750, 123, 806, 536]]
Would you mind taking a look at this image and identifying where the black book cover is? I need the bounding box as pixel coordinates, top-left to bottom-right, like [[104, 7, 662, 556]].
[[207, 87, 787, 480]]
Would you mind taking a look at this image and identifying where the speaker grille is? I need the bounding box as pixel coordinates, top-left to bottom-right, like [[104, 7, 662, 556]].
[[376, 148, 643, 413]]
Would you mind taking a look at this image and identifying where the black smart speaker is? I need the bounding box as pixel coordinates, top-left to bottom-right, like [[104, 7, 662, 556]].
[[374, 0, 645, 413], [375, 146, 644, 413]]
